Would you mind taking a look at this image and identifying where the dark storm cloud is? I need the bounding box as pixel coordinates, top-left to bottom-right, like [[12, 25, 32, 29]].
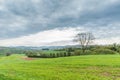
[[0, 0, 120, 39]]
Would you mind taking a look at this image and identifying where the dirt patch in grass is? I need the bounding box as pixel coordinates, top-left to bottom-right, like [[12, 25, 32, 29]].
[[99, 69, 120, 79], [101, 72, 111, 77], [22, 57, 36, 60], [87, 66, 100, 70]]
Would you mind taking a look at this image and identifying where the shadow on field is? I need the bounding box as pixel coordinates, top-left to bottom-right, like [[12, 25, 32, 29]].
[[0, 74, 14, 80]]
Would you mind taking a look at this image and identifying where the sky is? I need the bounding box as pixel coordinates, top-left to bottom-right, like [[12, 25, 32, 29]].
[[0, 0, 120, 46]]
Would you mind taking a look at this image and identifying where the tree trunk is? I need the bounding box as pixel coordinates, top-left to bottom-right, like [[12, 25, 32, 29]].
[[82, 46, 86, 54]]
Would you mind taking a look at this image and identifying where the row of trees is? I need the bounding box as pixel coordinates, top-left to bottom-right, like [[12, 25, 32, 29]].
[[25, 32, 120, 58], [25, 51, 73, 58], [74, 32, 120, 55]]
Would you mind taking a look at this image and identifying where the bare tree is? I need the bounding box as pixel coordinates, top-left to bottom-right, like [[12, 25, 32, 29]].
[[74, 32, 95, 53]]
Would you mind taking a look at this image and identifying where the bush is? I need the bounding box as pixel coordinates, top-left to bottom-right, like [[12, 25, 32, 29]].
[[74, 50, 82, 55], [6, 53, 12, 56], [68, 52, 72, 56], [84, 50, 96, 55], [59, 53, 64, 57], [63, 52, 67, 57], [25, 47, 118, 58], [25, 51, 43, 57], [52, 53, 56, 58], [56, 53, 60, 57], [25, 50, 71, 58], [73, 49, 117, 55], [93, 49, 117, 55], [74, 50, 94, 55]]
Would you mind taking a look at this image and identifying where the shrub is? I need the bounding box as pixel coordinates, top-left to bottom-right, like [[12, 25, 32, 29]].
[[74, 50, 90, 55], [73, 49, 117, 55], [6, 53, 12, 56], [63, 52, 67, 57], [84, 50, 96, 55], [52, 53, 56, 58], [68, 52, 72, 56], [70, 52, 75, 56], [56, 53, 60, 57], [74, 50, 82, 55], [93, 49, 117, 55], [59, 53, 63, 57], [49, 53, 53, 58], [25, 51, 43, 57]]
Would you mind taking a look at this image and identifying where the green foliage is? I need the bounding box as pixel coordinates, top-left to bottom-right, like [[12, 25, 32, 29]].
[[25, 44, 120, 58], [84, 50, 96, 55], [63, 52, 67, 57], [67, 52, 71, 56], [74, 50, 95, 55], [0, 47, 26, 56], [74, 50, 82, 55], [25, 50, 68, 58], [6, 53, 12, 56], [93, 49, 117, 55]]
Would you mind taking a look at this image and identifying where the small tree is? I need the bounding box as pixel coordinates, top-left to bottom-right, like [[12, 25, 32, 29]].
[[74, 32, 95, 53], [64, 52, 67, 57], [6, 52, 11, 56], [110, 43, 118, 52]]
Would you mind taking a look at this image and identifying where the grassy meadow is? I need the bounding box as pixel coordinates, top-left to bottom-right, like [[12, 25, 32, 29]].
[[0, 54, 120, 80]]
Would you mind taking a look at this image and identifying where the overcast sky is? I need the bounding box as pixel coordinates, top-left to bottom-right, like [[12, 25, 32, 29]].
[[0, 0, 120, 46]]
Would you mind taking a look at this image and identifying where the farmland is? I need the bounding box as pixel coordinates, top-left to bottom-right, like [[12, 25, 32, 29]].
[[0, 54, 120, 80]]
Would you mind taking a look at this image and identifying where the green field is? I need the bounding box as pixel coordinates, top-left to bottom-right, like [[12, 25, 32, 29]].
[[0, 54, 120, 80]]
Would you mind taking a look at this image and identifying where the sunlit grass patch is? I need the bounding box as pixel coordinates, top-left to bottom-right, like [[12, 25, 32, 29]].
[[0, 55, 120, 80]]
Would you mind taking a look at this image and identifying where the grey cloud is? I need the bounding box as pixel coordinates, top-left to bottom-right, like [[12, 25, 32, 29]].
[[0, 0, 119, 39]]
